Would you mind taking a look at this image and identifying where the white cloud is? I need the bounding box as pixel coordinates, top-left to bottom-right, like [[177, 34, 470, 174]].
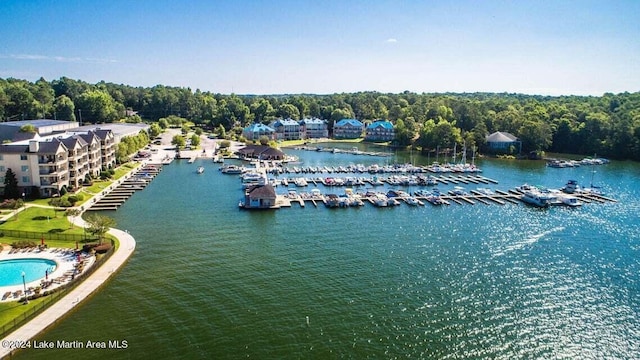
[[0, 54, 117, 64], [385, 38, 398, 43]]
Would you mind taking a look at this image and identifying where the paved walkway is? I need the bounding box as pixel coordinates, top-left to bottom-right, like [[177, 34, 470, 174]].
[[0, 197, 136, 359]]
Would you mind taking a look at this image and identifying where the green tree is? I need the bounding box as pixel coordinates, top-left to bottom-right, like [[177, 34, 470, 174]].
[[33, 77, 55, 118], [190, 134, 201, 147], [3, 168, 20, 199], [217, 124, 226, 138], [149, 123, 162, 138], [76, 90, 119, 123], [5, 82, 37, 119], [277, 103, 301, 120], [84, 213, 116, 243], [251, 98, 275, 123], [53, 95, 76, 121], [48, 197, 64, 217], [65, 208, 81, 229], [394, 119, 413, 146], [518, 120, 552, 152], [19, 124, 37, 133], [158, 118, 169, 129], [172, 134, 186, 149]]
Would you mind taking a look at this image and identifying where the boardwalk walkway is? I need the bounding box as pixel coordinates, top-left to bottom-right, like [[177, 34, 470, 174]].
[[0, 201, 136, 359]]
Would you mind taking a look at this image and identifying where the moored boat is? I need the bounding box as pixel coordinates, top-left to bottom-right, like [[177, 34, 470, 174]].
[[220, 164, 243, 174], [520, 189, 554, 208]]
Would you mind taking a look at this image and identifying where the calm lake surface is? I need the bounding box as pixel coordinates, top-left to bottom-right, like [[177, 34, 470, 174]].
[[19, 146, 640, 359]]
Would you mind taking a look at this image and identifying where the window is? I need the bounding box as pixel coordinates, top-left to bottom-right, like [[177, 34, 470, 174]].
[[20, 155, 28, 160], [21, 165, 29, 172], [22, 176, 30, 183], [0, 155, 3, 160], [0, 166, 4, 172]]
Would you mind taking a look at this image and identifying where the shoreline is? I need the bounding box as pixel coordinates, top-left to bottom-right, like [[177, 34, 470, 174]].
[[0, 216, 136, 359]]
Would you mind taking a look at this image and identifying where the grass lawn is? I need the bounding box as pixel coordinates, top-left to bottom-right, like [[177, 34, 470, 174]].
[[0, 160, 131, 336], [0, 297, 49, 330], [0, 207, 84, 236], [279, 138, 366, 147], [25, 163, 140, 208]]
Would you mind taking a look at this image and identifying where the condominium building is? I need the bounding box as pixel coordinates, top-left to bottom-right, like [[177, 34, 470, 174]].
[[271, 119, 302, 140], [0, 129, 116, 198], [365, 120, 395, 142], [333, 119, 364, 139], [299, 118, 328, 139], [0, 139, 69, 198]]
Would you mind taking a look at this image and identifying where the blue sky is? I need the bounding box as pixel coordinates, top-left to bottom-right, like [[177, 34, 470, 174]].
[[1, 0, 638, 95]]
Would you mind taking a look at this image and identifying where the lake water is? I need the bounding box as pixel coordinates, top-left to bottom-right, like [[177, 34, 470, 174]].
[[17, 147, 640, 359]]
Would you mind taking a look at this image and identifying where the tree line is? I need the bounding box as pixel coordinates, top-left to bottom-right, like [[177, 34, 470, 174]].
[[1, 76, 639, 160]]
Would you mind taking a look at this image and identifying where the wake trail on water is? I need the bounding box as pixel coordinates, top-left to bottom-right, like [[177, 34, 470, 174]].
[[494, 226, 565, 256]]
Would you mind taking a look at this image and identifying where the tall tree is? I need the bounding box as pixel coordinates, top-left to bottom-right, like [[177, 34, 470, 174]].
[[53, 95, 76, 121], [3, 168, 20, 199], [76, 90, 119, 123], [84, 213, 116, 243]]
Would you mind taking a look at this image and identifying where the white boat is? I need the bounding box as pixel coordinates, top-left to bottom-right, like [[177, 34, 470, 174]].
[[425, 189, 445, 205], [450, 186, 468, 196], [475, 187, 494, 195], [405, 196, 424, 206], [294, 177, 308, 187], [520, 189, 554, 208], [563, 179, 604, 196], [241, 171, 267, 188], [560, 195, 582, 207], [372, 194, 389, 207], [425, 176, 438, 186], [220, 165, 243, 174], [562, 180, 579, 194], [196, 166, 204, 174]]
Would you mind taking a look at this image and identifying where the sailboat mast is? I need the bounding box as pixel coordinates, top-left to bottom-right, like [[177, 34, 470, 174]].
[[462, 141, 467, 164], [452, 142, 457, 164]]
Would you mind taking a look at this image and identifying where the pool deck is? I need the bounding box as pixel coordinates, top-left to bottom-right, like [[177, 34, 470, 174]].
[[0, 215, 136, 359], [0, 247, 94, 302]]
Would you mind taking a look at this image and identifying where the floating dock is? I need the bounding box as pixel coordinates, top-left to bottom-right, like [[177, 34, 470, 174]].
[[87, 164, 162, 211]]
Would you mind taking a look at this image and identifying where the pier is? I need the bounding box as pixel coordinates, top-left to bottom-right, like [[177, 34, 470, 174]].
[[257, 186, 616, 211], [87, 164, 162, 211]]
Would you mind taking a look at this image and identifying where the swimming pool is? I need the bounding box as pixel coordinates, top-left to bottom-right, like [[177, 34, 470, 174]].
[[0, 259, 57, 287]]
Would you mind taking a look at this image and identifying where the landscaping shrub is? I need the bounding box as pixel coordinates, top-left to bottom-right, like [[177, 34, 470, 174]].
[[11, 240, 36, 248]]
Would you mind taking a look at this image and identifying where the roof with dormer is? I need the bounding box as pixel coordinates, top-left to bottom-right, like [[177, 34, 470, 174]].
[[367, 120, 394, 130], [244, 123, 275, 133], [273, 118, 299, 126], [486, 131, 518, 142], [299, 118, 326, 125], [335, 119, 363, 127]]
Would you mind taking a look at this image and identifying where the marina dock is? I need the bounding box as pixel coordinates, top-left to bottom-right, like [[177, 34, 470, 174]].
[[87, 164, 163, 211], [251, 183, 616, 211]]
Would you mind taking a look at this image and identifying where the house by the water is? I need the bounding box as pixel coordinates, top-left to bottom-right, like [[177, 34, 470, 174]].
[[240, 184, 277, 209], [486, 131, 521, 154], [333, 119, 364, 139], [235, 145, 285, 161], [365, 120, 395, 142]]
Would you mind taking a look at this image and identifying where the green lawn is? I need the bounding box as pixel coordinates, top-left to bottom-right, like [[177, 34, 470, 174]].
[[0, 162, 134, 336], [280, 138, 365, 147], [25, 163, 140, 209], [0, 207, 84, 236], [0, 296, 49, 330]]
